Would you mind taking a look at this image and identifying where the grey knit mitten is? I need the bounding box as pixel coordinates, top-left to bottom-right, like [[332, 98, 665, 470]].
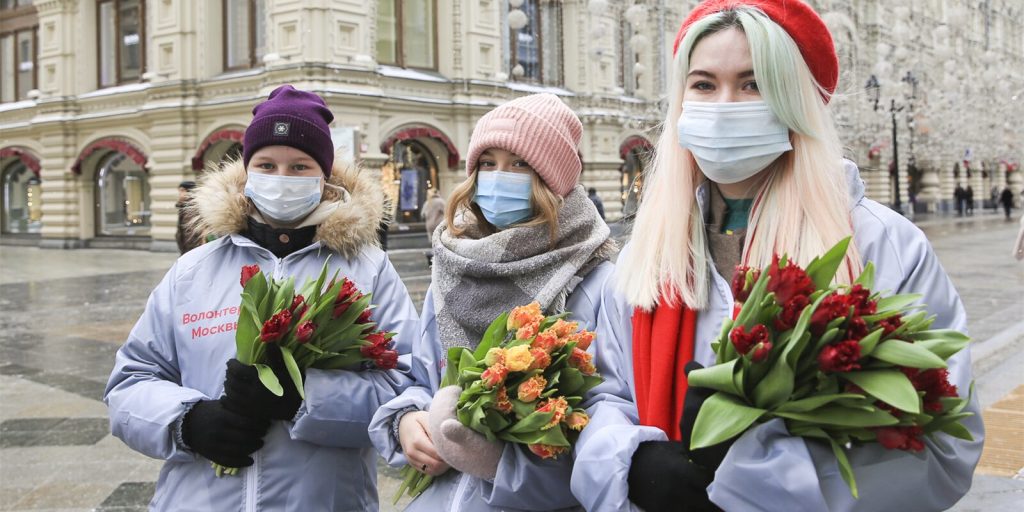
[[427, 385, 504, 480]]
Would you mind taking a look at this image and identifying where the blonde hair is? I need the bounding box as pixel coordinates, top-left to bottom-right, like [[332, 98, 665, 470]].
[[619, 7, 861, 310], [444, 168, 562, 246]]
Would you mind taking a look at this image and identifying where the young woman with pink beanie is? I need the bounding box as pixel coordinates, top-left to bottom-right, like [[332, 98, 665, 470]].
[[370, 93, 616, 511]]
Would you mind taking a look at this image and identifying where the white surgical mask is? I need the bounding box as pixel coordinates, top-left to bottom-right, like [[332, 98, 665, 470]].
[[677, 101, 793, 184], [244, 171, 322, 223], [474, 170, 534, 228]]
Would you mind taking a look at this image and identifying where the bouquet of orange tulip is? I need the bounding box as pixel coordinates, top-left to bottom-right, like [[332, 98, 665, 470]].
[[394, 302, 602, 502]]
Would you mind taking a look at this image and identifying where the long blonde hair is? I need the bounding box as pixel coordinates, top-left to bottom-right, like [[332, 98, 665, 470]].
[[619, 6, 861, 310], [444, 167, 563, 246]]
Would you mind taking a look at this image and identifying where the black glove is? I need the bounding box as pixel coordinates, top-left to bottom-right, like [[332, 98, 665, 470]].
[[181, 399, 271, 467], [222, 346, 303, 421], [681, 361, 734, 471], [627, 440, 720, 512]]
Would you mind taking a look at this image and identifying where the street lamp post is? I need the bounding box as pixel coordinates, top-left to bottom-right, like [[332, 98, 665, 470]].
[[866, 71, 918, 215]]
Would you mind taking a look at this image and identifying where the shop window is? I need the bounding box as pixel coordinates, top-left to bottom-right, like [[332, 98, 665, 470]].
[[391, 140, 438, 223], [96, 152, 150, 236], [509, 0, 563, 85], [0, 27, 37, 103], [223, 0, 265, 70], [376, 0, 436, 69], [621, 146, 649, 219], [1, 161, 41, 233], [97, 0, 145, 88]]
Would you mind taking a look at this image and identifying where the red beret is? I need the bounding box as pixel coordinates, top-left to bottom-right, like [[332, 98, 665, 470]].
[[673, 0, 839, 100]]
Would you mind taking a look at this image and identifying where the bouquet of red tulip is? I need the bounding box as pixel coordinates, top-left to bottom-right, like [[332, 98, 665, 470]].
[[212, 261, 399, 476], [394, 302, 602, 502], [687, 237, 973, 498]]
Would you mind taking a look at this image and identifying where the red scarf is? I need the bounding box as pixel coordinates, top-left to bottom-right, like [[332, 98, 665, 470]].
[[631, 300, 698, 441]]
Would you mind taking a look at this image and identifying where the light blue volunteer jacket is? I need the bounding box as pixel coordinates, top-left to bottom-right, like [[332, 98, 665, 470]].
[[369, 261, 614, 512], [571, 163, 984, 512], [104, 162, 420, 512]]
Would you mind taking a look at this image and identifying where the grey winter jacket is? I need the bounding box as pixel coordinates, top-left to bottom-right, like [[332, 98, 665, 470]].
[[571, 163, 984, 511], [369, 262, 614, 512], [104, 161, 420, 511]]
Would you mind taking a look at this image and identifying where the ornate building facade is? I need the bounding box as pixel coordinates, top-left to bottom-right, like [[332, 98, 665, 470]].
[[0, 0, 1021, 251]]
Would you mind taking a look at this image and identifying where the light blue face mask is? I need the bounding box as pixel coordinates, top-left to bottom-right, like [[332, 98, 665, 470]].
[[677, 100, 793, 184], [474, 170, 534, 229], [244, 171, 322, 223]]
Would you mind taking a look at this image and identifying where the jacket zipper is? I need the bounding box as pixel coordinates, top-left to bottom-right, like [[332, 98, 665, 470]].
[[449, 473, 470, 512], [245, 449, 259, 512]]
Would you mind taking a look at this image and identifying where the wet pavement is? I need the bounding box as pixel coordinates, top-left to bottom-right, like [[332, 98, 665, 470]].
[[0, 212, 1022, 511]]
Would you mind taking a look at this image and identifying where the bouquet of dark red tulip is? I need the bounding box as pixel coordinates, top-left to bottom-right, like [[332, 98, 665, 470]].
[[212, 261, 399, 476], [687, 237, 973, 498], [394, 302, 602, 503]]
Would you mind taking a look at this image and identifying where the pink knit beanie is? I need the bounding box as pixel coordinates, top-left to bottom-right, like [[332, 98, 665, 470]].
[[465, 94, 583, 197]]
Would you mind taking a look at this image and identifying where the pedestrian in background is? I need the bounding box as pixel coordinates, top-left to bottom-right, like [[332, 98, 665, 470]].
[[571, 1, 983, 511], [370, 93, 615, 512], [954, 182, 965, 216], [104, 85, 419, 511], [421, 188, 446, 266], [588, 187, 606, 220], [999, 185, 1014, 220], [175, 180, 203, 254], [965, 184, 975, 215], [1015, 213, 1024, 260]]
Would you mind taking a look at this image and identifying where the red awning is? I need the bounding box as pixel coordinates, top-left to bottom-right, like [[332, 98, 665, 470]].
[[72, 139, 148, 174], [619, 136, 654, 159], [380, 126, 460, 168], [192, 129, 244, 170], [0, 147, 41, 176]]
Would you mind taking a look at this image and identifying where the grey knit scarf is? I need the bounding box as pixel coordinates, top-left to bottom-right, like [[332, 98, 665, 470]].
[[431, 185, 617, 350]]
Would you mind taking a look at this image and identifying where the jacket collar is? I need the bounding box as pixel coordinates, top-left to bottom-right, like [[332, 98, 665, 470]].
[[189, 158, 387, 259], [694, 158, 865, 218]]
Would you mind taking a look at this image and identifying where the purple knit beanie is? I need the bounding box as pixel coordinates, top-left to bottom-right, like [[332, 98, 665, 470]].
[[465, 93, 583, 197], [243, 85, 335, 177]]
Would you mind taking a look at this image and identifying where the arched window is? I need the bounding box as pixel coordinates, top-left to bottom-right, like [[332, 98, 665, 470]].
[[96, 152, 150, 235], [391, 139, 439, 223], [619, 137, 652, 218], [1, 160, 41, 233]]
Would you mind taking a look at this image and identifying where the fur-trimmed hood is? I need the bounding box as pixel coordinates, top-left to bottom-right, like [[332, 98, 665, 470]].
[[188, 158, 387, 258]]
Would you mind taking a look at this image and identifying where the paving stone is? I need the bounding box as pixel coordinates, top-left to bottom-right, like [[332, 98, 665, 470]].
[[0, 418, 109, 448], [95, 481, 154, 511]]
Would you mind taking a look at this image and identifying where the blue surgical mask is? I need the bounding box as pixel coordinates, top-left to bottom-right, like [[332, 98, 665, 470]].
[[244, 171, 322, 223], [474, 170, 534, 229], [677, 101, 793, 184]]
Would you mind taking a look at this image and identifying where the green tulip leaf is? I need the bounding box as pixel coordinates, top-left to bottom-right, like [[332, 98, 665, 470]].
[[686, 360, 743, 396], [872, 340, 947, 369], [279, 345, 305, 400], [254, 363, 284, 397], [752, 357, 795, 410], [841, 370, 921, 414], [690, 392, 766, 450], [875, 293, 924, 314], [773, 393, 865, 414], [908, 332, 971, 360], [854, 261, 876, 290], [773, 405, 898, 427], [855, 328, 885, 356], [475, 312, 510, 360], [829, 438, 859, 499], [805, 236, 851, 289]]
